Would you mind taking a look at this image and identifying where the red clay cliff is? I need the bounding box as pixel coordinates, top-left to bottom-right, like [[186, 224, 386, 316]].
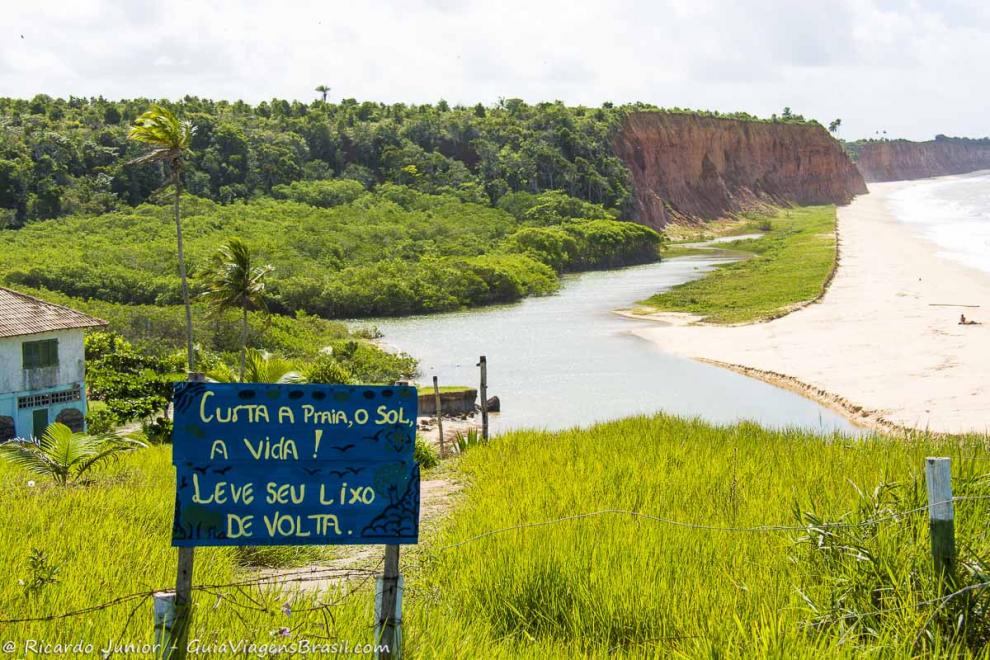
[[613, 112, 867, 229], [854, 138, 990, 182]]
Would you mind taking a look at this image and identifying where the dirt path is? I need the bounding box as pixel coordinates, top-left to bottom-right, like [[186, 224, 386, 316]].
[[245, 410, 479, 594], [254, 477, 463, 594]]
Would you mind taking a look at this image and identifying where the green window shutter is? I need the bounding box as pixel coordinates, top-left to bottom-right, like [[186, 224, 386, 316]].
[[22, 342, 36, 369], [22, 339, 59, 369]]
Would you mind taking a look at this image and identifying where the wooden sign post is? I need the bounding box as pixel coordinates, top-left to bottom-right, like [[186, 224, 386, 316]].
[[162, 381, 420, 658], [174, 372, 202, 659], [155, 371, 204, 660]]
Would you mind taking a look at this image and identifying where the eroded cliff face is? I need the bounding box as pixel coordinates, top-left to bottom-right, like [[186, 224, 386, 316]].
[[855, 138, 990, 182], [613, 112, 867, 229]]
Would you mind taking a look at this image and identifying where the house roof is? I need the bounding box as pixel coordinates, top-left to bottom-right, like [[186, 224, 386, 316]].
[[0, 287, 107, 339]]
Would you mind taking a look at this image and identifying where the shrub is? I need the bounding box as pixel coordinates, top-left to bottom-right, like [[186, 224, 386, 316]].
[[141, 416, 173, 445], [414, 437, 439, 469], [270, 178, 367, 208], [6, 264, 179, 305], [453, 428, 487, 454], [304, 353, 354, 385], [85, 332, 180, 426], [563, 219, 662, 269], [328, 340, 416, 384], [502, 226, 579, 271], [85, 407, 118, 434], [21, 548, 60, 598], [521, 190, 617, 225], [498, 190, 615, 224]]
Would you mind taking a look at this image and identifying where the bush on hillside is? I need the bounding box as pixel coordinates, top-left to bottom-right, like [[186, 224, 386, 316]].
[[304, 353, 354, 384], [271, 178, 367, 208]]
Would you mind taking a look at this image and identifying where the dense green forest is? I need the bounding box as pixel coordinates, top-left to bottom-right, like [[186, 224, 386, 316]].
[[0, 185, 661, 318], [0, 95, 817, 226], [0, 95, 635, 226]]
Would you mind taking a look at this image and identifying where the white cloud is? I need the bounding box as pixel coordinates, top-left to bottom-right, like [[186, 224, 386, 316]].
[[0, 0, 987, 140]]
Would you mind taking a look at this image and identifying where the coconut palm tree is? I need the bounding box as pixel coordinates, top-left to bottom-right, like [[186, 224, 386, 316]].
[[315, 84, 331, 103], [0, 423, 146, 486], [207, 349, 303, 384], [128, 105, 197, 372], [201, 238, 274, 381]]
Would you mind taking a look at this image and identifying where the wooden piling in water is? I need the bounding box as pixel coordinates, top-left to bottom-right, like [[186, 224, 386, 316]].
[[432, 376, 445, 457], [478, 356, 488, 441]]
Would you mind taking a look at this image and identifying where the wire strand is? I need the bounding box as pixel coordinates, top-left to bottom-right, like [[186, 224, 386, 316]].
[[1, 495, 988, 625]]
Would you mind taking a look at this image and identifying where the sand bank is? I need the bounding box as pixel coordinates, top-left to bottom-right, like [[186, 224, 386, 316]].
[[632, 179, 990, 435]]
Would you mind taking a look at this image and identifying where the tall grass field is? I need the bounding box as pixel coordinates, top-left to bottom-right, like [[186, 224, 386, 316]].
[[2, 416, 989, 657]]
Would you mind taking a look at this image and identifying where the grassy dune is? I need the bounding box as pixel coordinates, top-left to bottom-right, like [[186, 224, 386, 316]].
[[2, 416, 989, 657], [645, 206, 838, 323]]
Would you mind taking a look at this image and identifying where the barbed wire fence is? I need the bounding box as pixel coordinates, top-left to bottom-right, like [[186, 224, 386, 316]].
[[1, 493, 988, 637]]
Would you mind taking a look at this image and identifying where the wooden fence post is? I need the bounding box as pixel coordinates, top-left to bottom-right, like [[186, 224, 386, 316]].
[[432, 376, 445, 458], [375, 544, 403, 659], [478, 356, 488, 441], [925, 457, 956, 592]]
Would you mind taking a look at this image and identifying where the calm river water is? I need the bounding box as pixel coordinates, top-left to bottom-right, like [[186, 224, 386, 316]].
[[361, 245, 861, 435]]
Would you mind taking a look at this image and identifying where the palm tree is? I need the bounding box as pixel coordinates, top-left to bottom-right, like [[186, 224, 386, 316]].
[[315, 85, 331, 103], [201, 238, 274, 381], [128, 105, 197, 372], [207, 348, 303, 384], [0, 423, 146, 486]]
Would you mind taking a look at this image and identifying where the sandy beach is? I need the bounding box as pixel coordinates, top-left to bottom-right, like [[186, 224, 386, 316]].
[[632, 178, 990, 435]]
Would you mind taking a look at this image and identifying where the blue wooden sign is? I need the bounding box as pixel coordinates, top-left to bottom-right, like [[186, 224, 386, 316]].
[[171, 382, 420, 546]]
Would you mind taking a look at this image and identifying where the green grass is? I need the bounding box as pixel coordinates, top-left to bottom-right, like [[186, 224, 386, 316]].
[[658, 244, 711, 258], [644, 206, 837, 323], [2, 416, 989, 657], [413, 417, 990, 657], [416, 385, 474, 395]]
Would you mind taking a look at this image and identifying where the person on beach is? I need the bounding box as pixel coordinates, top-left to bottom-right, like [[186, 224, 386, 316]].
[[959, 314, 981, 325]]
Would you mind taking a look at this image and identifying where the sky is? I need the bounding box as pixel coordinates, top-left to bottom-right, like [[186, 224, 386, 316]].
[[2, 0, 988, 141]]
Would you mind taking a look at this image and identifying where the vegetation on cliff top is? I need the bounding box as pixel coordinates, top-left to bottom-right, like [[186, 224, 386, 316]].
[[2, 415, 988, 656], [842, 134, 990, 161], [641, 205, 837, 323], [0, 95, 823, 227]]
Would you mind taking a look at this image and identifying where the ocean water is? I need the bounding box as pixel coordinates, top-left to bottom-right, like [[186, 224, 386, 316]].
[[887, 171, 990, 274]]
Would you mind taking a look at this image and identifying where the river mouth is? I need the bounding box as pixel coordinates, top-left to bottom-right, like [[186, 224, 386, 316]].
[[357, 242, 863, 436]]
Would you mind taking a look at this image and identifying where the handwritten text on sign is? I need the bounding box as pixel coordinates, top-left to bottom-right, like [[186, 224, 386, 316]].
[[171, 382, 419, 547]]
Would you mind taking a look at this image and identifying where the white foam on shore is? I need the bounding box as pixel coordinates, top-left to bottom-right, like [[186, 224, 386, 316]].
[[886, 171, 990, 274]]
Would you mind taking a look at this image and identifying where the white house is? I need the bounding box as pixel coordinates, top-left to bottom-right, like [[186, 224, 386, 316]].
[[0, 287, 106, 441]]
